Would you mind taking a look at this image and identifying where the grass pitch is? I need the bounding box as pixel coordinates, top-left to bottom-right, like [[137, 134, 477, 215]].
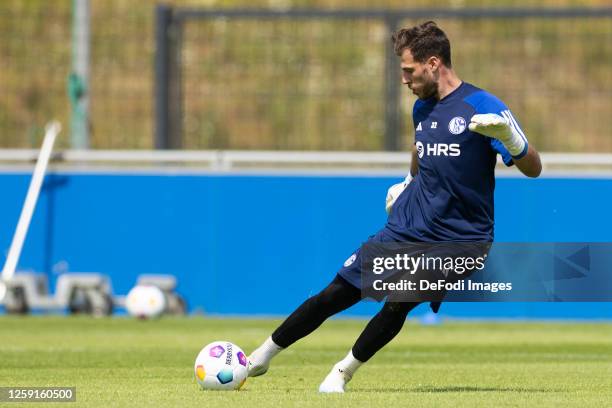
[[1, 316, 611, 407]]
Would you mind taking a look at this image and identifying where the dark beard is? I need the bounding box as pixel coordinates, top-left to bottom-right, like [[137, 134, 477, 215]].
[[420, 82, 438, 100]]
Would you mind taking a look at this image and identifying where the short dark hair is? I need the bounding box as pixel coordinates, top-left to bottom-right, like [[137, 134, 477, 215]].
[[392, 21, 452, 67]]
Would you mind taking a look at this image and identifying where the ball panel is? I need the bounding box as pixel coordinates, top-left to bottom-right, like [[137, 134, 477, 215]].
[[195, 365, 206, 381], [216, 368, 233, 384], [237, 351, 247, 367], [209, 345, 225, 358]]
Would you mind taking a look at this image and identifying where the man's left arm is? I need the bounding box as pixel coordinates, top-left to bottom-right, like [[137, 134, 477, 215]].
[[469, 113, 542, 178], [513, 144, 541, 178]]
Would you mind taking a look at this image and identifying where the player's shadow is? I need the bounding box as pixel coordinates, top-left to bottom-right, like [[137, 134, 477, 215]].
[[356, 385, 556, 393], [415, 385, 555, 393]]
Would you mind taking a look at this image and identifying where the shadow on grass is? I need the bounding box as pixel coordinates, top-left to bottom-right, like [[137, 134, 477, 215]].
[[355, 385, 557, 393]]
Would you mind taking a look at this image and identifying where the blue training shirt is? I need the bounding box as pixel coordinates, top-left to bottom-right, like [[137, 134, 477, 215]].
[[385, 82, 528, 242]]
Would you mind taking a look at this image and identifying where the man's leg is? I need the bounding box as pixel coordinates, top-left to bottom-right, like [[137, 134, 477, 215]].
[[248, 274, 361, 376], [319, 301, 420, 393]]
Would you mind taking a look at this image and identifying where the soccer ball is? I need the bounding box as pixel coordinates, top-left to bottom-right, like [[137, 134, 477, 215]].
[[125, 285, 166, 319], [194, 341, 248, 390]]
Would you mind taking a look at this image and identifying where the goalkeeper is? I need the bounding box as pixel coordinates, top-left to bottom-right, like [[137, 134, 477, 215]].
[[248, 21, 542, 393]]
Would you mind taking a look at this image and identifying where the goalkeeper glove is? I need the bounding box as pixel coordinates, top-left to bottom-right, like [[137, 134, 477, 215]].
[[385, 173, 412, 215], [468, 113, 527, 158]]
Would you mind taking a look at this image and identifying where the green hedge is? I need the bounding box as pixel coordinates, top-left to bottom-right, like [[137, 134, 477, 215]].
[[1, 0, 610, 151]]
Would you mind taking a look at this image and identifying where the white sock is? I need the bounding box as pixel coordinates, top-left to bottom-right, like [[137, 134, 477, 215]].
[[319, 350, 364, 393], [250, 336, 283, 364], [335, 350, 363, 377]]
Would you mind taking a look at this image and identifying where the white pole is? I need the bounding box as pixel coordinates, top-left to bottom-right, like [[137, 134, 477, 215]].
[[0, 121, 61, 302]]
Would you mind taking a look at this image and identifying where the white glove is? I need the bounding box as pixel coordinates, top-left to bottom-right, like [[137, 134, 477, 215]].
[[385, 174, 412, 215], [468, 113, 527, 157]]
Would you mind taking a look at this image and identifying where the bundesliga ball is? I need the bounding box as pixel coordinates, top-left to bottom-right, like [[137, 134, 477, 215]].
[[194, 341, 248, 390], [125, 285, 166, 319]]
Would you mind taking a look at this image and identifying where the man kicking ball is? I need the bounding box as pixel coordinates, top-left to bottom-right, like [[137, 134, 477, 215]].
[[248, 21, 542, 393]]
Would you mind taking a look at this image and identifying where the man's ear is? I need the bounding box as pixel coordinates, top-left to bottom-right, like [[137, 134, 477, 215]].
[[428, 56, 441, 72]]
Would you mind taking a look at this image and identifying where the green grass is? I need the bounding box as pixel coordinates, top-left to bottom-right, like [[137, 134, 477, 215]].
[[1, 316, 611, 407]]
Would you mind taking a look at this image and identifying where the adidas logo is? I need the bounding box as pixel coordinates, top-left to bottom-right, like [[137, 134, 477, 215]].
[[416, 122, 422, 131]]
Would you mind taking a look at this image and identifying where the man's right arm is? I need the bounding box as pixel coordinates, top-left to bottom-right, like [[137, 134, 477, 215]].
[[385, 148, 418, 215], [410, 148, 418, 177]]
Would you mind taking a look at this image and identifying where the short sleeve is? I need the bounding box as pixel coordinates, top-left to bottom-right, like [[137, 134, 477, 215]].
[[412, 99, 425, 144], [464, 90, 527, 167], [490, 138, 514, 166], [412, 98, 434, 145]]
